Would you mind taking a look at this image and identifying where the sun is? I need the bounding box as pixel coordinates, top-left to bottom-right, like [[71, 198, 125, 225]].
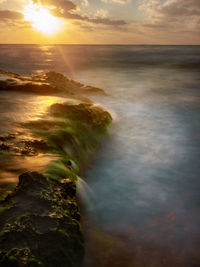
[[24, 2, 63, 35]]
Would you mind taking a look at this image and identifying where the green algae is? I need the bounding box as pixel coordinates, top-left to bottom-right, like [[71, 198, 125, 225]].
[[22, 101, 112, 182]]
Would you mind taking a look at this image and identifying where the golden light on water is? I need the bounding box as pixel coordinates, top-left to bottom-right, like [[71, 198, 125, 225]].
[[24, 2, 63, 35]]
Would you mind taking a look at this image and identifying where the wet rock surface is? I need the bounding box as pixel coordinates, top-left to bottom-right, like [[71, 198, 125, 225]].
[[49, 102, 112, 129], [0, 137, 50, 156], [0, 70, 106, 96], [0, 172, 84, 267]]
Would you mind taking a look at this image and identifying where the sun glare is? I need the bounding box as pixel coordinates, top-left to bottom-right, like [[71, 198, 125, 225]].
[[24, 2, 63, 35]]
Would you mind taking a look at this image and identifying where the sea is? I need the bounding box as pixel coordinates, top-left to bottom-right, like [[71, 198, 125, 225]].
[[0, 45, 200, 267]]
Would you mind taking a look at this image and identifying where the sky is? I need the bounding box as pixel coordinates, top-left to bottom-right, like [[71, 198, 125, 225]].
[[0, 0, 199, 44]]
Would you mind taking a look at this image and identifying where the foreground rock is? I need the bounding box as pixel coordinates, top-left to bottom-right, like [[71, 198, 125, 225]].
[[0, 172, 84, 267]]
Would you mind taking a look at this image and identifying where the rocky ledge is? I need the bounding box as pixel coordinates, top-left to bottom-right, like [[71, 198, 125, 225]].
[[0, 70, 112, 266], [0, 70, 107, 96], [0, 171, 84, 267]]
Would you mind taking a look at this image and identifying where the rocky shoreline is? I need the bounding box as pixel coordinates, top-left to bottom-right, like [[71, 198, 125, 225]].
[[0, 70, 112, 266]]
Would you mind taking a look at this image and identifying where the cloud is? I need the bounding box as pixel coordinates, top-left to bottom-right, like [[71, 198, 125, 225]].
[[35, 0, 127, 26], [159, 0, 200, 17], [102, 0, 131, 4], [81, 0, 89, 6], [86, 17, 126, 25], [140, 0, 200, 32], [0, 9, 24, 20], [0, 9, 31, 30], [33, 0, 76, 12], [94, 9, 109, 18], [141, 0, 200, 18]]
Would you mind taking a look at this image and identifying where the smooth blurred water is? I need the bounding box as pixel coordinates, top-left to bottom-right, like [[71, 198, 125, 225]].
[[77, 62, 200, 266], [0, 45, 200, 266]]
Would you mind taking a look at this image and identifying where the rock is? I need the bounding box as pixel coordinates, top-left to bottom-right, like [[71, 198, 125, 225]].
[[0, 134, 16, 142], [49, 102, 112, 129], [0, 70, 106, 96], [0, 79, 61, 95], [82, 85, 108, 95], [0, 172, 84, 267], [0, 143, 10, 151], [22, 140, 50, 152], [0, 70, 112, 266]]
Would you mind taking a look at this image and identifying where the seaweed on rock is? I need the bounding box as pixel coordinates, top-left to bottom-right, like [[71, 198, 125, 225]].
[[0, 172, 84, 267]]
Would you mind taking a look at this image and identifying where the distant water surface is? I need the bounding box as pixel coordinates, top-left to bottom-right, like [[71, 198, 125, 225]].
[[0, 45, 200, 266]]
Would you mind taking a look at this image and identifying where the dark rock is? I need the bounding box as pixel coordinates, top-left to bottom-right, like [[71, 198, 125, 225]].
[[22, 140, 50, 152], [49, 102, 112, 129], [0, 134, 16, 142], [0, 80, 61, 95], [0, 70, 106, 96], [0, 143, 10, 151], [0, 172, 84, 267]]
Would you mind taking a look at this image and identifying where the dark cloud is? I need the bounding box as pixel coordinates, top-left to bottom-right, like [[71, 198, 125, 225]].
[[0, 9, 23, 20]]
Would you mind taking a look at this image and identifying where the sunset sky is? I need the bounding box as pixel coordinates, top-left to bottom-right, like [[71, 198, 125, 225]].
[[0, 0, 199, 44]]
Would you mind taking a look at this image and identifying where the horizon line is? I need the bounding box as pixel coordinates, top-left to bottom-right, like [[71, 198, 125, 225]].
[[0, 43, 200, 46]]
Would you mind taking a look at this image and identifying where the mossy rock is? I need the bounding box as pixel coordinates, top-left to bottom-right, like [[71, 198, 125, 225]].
[[0, 172, 84, 267]]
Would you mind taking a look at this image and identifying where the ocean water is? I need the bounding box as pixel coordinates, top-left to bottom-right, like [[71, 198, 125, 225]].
[[0, 45, 200, 266]]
